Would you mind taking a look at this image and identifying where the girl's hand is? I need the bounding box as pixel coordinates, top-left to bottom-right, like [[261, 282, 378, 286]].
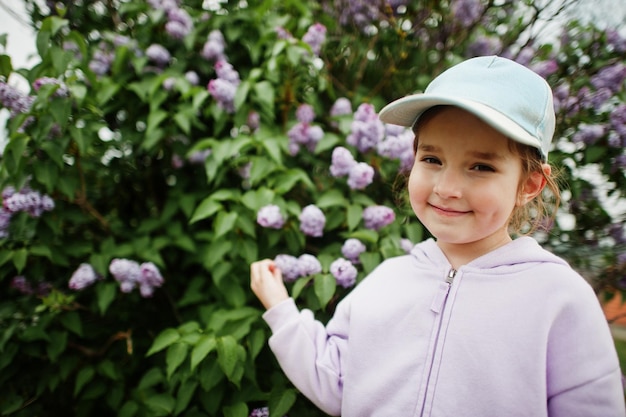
[[250, 259, 289, 310]]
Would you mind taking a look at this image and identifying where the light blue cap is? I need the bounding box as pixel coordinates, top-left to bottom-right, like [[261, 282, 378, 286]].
[[378, 56, 555, 160]]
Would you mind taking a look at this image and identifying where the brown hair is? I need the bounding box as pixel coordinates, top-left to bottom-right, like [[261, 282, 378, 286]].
[[412, 106, 561, 236]]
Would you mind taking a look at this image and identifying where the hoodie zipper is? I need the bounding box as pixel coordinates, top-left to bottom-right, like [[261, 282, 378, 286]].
[[419, 268, 457, 417]]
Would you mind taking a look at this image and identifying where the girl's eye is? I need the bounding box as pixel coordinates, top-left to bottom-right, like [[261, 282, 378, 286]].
[[471, 164, 495, 172], [421, 156, 441, 165]]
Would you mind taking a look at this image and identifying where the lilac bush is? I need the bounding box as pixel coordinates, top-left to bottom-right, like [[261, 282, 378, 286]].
[[0, 0, 624, 415]]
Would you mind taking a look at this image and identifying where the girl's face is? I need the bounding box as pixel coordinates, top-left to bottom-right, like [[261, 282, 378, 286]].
[[408, 107, 530, 262]]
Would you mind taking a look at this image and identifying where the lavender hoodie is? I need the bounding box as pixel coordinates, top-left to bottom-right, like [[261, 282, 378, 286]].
[[263, 237, 625, 416]]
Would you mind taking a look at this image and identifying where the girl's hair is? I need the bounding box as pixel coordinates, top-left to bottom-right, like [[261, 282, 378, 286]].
[[412, 105, 561, 236]]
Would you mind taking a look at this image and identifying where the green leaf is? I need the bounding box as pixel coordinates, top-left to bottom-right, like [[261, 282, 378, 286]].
[[174, 380, 198, 415], [214, 211, 238, 238], [189, 197, 222, 224], [146, 328, 180, 356], [314, 273, 336, 309], [166, 343, 188, 379], [223, 402, 248, 417], [317, 189, 349, 208], [144, 394, 176, 414], [59, 311, 82, 336], [118, 401, 139, 417], [12, 248, 27, 273], [47, 330, 68, 362], [269, 388, 297, 417], [0, 55, 12, 79], [190, 334, 216, 371], [347, 204, 363, 231], [216, 335, 244, 384], [138, 367, 164, 389], [74, 366, 95, 397], [96, 78, 120, 105], [96, 282, 117, 315]]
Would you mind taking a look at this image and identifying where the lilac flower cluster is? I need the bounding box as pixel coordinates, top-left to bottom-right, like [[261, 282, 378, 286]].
[[249, 408, 269, 417], [68, 263, 100, 290], [329, 147, 375, 189], [609, 104, 626, 147], [326, 0, 408, 29], [33, 77, 69, 97], [89, 46, 115, 76], [302, 23, 327, 56], [362, 205, 396, 230], [0, 81, 34, 117], [208, 60, 241, 113], [400, 238, 414, 253], [257, 204, 286, 229], [330, 97, 352, 126], [202, 30, 227, 61], [451, 0, 485, 28], [288, 104, 324, 155], [146, 44, 172, 67], [147, 0, 194, 39], [341, 238, 366, 263], [299, 204, 325, 237], [10, 275, 52, 297], [274, 253, 322, 282], [377, 124, 415, 171], [330, 258, 357, 288], [1, 186, 55, 238], [572, 124, 606, 145], [347, 103, 385, 152], [109, 259, 164, 297]]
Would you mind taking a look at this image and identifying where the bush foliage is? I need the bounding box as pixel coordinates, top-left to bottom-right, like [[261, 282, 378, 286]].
[[0, 0, 625, 415]]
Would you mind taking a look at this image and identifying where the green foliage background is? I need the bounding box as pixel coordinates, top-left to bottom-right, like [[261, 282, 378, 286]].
[[0, 0, 625, 415]]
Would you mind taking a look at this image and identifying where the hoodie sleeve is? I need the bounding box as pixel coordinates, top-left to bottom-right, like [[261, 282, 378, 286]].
[[263, 297, 348, 416], [546, 280, 626, 417]]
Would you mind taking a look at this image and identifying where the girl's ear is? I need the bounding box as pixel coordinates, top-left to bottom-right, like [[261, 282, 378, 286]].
[[517, 164, 550, 206]]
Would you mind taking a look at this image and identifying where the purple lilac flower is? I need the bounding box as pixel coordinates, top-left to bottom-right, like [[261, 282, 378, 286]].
[[138, 262, 164, 297], [10, 276, 33, 295], [33, 77, 69, 97], [249, 407, 269, 417], [274, 254, 301, 282], [347, 162, 375, 190], [363, 205, 395, 230], [63, 40, 82, 60], [3, 187, 55, 218], [330, 146, 357, 177], [377, 125, 415, 171], [572, 124, 606, 145], [514, 47, 535, 67], [165, 7, 193, 39], [341, 238, 366, 263], [299, 204, 325, 237], [187, 149, 211, 164], [146, 44, 171, 66], [208, 60, 241, 113], [109, 258, 142, 293], [163, 77, 176, 91], [89, 47, 114, 76], [607, 29, 626, 54], [610, 104, 626, 146], [0, 81, 34, 116], [400, 238, 414, 254], [330, 97, 352, 117], [276, 26, 294, 40], [329, 0, 382, 28], [347, 103, 385, 152], [579, 86, 612, 112], [201, 30, 226, 61], [296, 104, 315, 123], [0, 208, 11, 238], [257, 204, 286, 229], [247, 111, 260, 131], [68, 263, 99, 290], [302, 23, 327, 56], [330, 258, 357, 288], [451, 0, 484, 28], [466, 36, 502, 57], [298, 254, 322, 276], [590, 63, 626, 92], [185, 71, 200, 85], [531, 59, 558, 78], [287, 122, 324, 155], [615, 154, 626, 170]]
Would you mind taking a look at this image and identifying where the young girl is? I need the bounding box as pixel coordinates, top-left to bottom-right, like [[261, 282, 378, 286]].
[[250, 56, 626, 416]]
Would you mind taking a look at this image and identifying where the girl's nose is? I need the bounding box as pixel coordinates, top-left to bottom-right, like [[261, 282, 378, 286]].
[[433, 169, 462, 199]]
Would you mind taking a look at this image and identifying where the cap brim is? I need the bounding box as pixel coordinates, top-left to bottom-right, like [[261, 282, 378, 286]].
[[378, 94, 543, 152]]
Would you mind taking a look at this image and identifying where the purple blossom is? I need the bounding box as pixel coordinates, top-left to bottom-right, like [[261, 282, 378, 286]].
[[347, 103, 385, 152], [249, 407, 269, 417], [187, 149, 211, 164], [138, 262, 164, 297], [185, 71, 200, 85], [0, 81, 34, 116], [347, 162, 375, 190], [400, 238, 414, 253], [531, 59, 559, 78], [69, 263, 99, 290], [302, 22, 327, 56], [166, 7, 193, 39], [296, 104, 315, 123], [363, 205, 395, 230], [330, 97, 352, 117], [10, 276, 33, 295], [466, 36, 502, 57], [377, 126, 415, 170], [579, 86, 612, 112], [275, 26, 294, 40], [247, 111, 260, 131], [3, 187, 55, 218], [572, 124, 606, 145], [257, 204, 286, 229], [215, 60, 240, 84], [208, 78, 237, 112], [146, 44, 171, 66], [298, 254, 322, 276], [330, 146, 357, 177], [607, 30, 626, 54], [163, 77, 176, 91], [590, 63, 626, 92], [202, 30, 226, 61], [109, 258, 142, 293], [287, 122, 324, 154], [341, 238, 366, 263], [451, 0, 485, 28], [299, 204, 325, 237], [33, 77, 69, 97], [0, 208, 11, 238], [330, 258, 357, 288], [274, 254, 300, 282], [89, 48, 114, 76], [610, 104, 626, 146]]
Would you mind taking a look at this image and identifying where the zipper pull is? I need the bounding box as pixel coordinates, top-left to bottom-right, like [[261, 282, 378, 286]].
[[430, 269, 457, 313]]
